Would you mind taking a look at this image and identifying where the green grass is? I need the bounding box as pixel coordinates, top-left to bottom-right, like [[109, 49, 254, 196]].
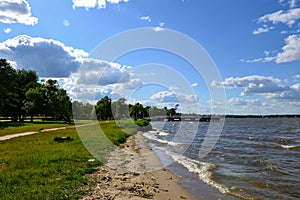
[[0, 128, 99, 200], [0, 120, 146, 200], [0, 121, 74, 137]]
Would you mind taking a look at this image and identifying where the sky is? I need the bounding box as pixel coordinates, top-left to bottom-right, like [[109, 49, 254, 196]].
[[0, 0, 299, 115]]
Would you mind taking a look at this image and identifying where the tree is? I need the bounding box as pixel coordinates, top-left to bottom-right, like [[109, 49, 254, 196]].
[[0, 59, 18, 121], [72, 101, 94, 119], [167, 108, 177, 116], [111, 98, 129, 119], [24, 80, 72, 122], [149, 106, 166, 117], [95, 96, 113, 120], [129, 103, 145, 120], [23, 85, 45, 122], [15, 69, 39, 121]]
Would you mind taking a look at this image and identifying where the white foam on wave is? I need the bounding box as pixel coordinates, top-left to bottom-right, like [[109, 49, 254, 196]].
[[155, 146, 230, 194], [143, 132, 183, 147], [281, 144, 299, 149], [158, 131, 169, 136]]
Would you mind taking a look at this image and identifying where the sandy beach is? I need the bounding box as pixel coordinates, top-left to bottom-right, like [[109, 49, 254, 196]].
[[82, 133, 196, 200]]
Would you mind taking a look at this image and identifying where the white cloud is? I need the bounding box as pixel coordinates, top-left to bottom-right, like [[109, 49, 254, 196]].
[[240, 56, 276, 63], [253, 25, 274, 35], [72, 0, 128, 10], [152, 21, 165, 32], [150, 91, 197, 104], [211, 75, 288, 96], [153, 26, 164, 32], [242, 34, 300, 63], [0, 0, 38, 25], [212, 75, 300, 108], [76, 58, 131, 85], [191, 83, 198, 87], [266, 83, 300, 100], [3, 28, 11, 33], [289, 0, 297, 8], [276, 34, 300, 63], [293, 74, 300, 81], [228, 98, 266, 107], [140, 16, 151, 22], [0, 35, 88, 77], [159, 22, 165, 27], [258, 8, 300, 27], [280, 0, 298, 8]]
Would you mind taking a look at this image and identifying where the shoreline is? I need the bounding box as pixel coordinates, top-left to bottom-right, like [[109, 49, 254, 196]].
[[82, 132, 196, 200]]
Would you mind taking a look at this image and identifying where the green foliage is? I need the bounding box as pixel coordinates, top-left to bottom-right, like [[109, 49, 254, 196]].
[[72, 101, 94, 120], [129, 103, 150, 120], [0, 59, 72, 122], [95, 96, 113, 120]]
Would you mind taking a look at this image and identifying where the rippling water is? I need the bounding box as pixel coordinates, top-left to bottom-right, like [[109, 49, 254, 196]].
[[144, 118, 300, 200]]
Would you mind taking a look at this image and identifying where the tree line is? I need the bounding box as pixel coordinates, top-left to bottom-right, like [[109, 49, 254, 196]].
[[1, 58, 175, 122], [0, 59, 72, 122], [73, 96, 168, 121]]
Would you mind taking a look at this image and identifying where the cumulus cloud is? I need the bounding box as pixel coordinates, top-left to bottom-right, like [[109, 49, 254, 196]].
[[242, 34, 300, 63], [72, 0, 128, 10], [258, 8, 300, 27], [0, 0, 38, 25], [211, 75, 288, 96], [276, 34, 300, 63], [213, 75, 300, 107], [150, 91, 197, 104], [228, 98, 267, 107], [76, 58, 131, 86], [70, 86, 112, 103], [266, 83, 300, 100], [0, 35, 88, 77], [191, 83, 198, 87]]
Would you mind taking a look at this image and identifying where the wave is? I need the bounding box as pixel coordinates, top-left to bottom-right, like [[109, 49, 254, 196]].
[[143, 132, 183, 147], [158, 131, 170, 136], [154, 146, 229, 194], [280, 144, 300, 149]]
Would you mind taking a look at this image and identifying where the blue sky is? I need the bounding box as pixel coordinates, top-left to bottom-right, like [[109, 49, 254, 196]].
[[0, 0, 299, 114]]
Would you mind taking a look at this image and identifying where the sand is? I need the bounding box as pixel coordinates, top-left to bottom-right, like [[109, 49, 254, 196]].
[[82, 133, 196, 200]]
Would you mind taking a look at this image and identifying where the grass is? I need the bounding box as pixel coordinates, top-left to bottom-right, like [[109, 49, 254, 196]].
[[0, 120, 147, 200], [0, 121, 74, 137]]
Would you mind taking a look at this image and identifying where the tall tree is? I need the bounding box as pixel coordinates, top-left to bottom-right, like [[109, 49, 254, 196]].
[[111, 98, 129, 119], [95, 96, 113, 120], [15, 69, 39, 121], [0, 59, 18, 121], [24, 79, 72, 122]]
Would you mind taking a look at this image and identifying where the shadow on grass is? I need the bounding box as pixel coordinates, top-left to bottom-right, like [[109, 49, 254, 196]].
[[0, 121, 74, 130], [0, 122, 26, 130]]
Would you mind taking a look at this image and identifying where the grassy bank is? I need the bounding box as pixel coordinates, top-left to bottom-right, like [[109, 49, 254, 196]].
[[0, 120, 148, 199]]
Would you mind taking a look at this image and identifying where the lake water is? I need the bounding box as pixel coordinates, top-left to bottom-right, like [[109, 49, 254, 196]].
[[144, 118, 300, 200]]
